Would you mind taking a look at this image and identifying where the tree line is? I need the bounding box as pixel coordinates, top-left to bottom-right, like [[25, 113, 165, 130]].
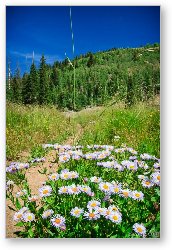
[[6, 44, 160, 110]]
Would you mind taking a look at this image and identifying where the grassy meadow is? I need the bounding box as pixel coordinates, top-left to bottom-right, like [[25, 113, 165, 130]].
[[6, 97, 160, 238], [6, 97, 160, 161]]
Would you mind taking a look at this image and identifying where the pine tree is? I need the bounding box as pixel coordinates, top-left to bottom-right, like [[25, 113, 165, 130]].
[[22, 73, 31, 104], [39, 55, 49, 105], [126, 73, 134, 107], [87, 52, 95, 67], [30, 63, 39, 103], [12, 67, 22, 103]]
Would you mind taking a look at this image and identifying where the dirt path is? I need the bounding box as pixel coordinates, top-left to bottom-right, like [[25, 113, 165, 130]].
[[6, 120, 83, 238]]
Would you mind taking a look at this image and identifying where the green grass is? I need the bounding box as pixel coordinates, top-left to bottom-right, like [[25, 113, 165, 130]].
[[75, 102, 160, 158], [6, 102, 76, 160], [6, 99, 160, 161]]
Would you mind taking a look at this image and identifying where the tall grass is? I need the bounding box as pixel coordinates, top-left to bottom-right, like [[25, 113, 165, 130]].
[[75, 102, 160, 158], [6, 102, 76, 160]]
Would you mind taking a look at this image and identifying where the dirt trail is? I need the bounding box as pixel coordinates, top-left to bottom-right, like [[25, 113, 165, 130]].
[[6, 117, 83, 238]]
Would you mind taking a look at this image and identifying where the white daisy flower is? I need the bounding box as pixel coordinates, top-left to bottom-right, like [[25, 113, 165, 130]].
[[69, 171, 79, 179], [70, 207, 84, 218], [87, 200, 101, 210], [138, 175, 147, 180], [39, 185, 52, 197], [141, 179, 154, 188], [127, 148, 138, 155], [19, 207, 29, 214], [132, 191, 144, 201], [126, 161, 138, 171], [42, 209, 54, 219], [84, 210, 100, 220], [49, 173, 59, 181], [13, 211, 23, 222], [99, 182, 113, 193], [79, 185, 92, 195], [72, 154, 81, 160], [153, 162, 160, 169], [114, 163, 124, 172], [108, 205, 121, 214], [51, 214, 66, 228], [23, 212, 35, 222], [115, 148, 125, 153], [68, 184, 81, 195], [110, 183, 121, 194], [133, 223, 146, 237], [84, 153, 96, 160], [58, 186, 69, 194], [121, 160, 131, 166], [101, 208, 113, 219], [90, 176, 102, 183], [151, 172, 160, 186], [60, 171, 71, 180], [109, 212, 122, 224], [59, 154, 70, 163], [140, 153, 154, 160], [137, 160, 149, 170], [120, 189, 132, 198]]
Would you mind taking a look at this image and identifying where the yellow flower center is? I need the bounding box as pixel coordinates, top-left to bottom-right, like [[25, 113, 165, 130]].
[[130, 165, 134, 169], [112, 215, 118, 221], [52, 175, 56, 179], [145, 181, 151, 185], [17, 214, 22, 218], [123, 191, 129, 197], [63, 156, 67, 161], [91, 202, 97, 207], [112, 207, 118, 211], [106, 210, 110, 215], [72, 187, 78, 192], [74, 210, 80, 215], [103, 184, 109, 190], [55, 218, 61, 224], [135, 193, 141, 198], [27, 215, 32, 220], [157, 175, 160, 181], [114, 187, 119, 193], [83, 188, 88, 191], [137, 227, 143, 233], [62, 188, 67, 192], [89, 213, 95, 218], [64, 173, 69, 178], [43, 189, 49, 194]]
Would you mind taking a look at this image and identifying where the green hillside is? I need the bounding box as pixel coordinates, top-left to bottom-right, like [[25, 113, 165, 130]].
[[7, 44, 160, 110]]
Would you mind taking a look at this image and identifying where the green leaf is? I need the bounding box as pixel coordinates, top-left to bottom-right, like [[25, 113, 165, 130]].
[[151, 197, 156, 202], [15, 221, 24, 227], [15, 198, 22, 209], [110, 234, 118, 238], [28, 228, 34, 237]]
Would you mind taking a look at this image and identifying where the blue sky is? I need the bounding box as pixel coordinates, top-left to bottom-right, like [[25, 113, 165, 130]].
[[6, 6, 160, 76]]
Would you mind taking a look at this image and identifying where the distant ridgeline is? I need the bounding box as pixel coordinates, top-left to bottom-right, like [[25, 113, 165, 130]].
[[6, 44, 160, 110]]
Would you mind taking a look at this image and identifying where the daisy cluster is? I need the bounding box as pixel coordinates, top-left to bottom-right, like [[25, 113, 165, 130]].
[[48, 169, 79, 181], [98, 181, 144, 201], [9, 142, 160, 238], [6, 162, 29, 173], [13, 207, 35, 222]]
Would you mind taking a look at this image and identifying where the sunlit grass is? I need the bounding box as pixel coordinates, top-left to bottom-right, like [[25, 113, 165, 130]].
[[6, 102, 76, 160]]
